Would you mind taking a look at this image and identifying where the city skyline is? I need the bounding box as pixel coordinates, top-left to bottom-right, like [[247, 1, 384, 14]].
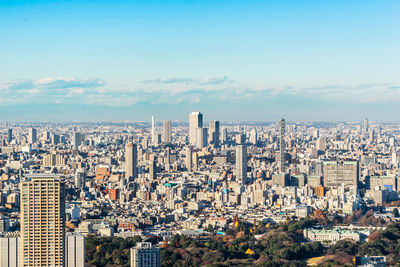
[[1, 0, 399, 121]]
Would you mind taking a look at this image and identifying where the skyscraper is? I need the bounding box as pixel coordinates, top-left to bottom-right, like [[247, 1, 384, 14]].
[[363, 118, 369, 133], [163, 120, 171, 143], [72, 132, 82, 150], [20, 175, 66, 267], [236, 145, 247, 183], [221, 128, 228, 144], [209, 121, 220, 147], [196, 127, 208, 148], [189, 112, 203, 145], [65, 233, 85, 267], [185, 147, 192, 172], [75, 169, 85, 189], [0, 236, 21, 266], [28, 128, 37, 144], [250, 129, 257, 145], [125, 143, 138, 182], [7, 128, 12, 143], [149, 160, 157, 180], [279, 118, 285, 173]]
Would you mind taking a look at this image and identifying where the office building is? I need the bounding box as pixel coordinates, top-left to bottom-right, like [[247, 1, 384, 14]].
[[236, 145, 247, 182], [221, 128, 228, 144], [72, 132, 82, 150], [28, 128, 37, 144], [42, 151, 65, 167], [186, 147, 192, 172], [7, 128, 12, 143], [65, 233, 85, 267], [323, 161, 359, 188], [363, 118, 369, 133], [163, 120, 171, 143], [20, 176, 66, 267], [189, 112, 203, 145], [75, 169, 86, 189], [250, 129, 257, 145], [0, 236, 21, 267], [126, 143, 138, 182], [196, 127, 208, 148], [130, 242, 161, 267], [209, 121, 220, 147], [52, 134, 60, 145], [149, 160, 157, 180]]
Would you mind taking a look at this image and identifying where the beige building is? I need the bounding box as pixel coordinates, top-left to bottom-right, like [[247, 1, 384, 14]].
[[43, 151, 65, 167], [20, 176, 66, 267], [163, 120, 171, 143], [323, 161, 359, 188]]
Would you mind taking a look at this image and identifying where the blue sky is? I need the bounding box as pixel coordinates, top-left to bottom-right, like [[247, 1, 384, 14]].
[[0, 0, 399, 121]]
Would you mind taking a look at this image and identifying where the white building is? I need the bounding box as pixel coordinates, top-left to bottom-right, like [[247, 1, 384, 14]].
[[66, 233, 85, 267], [0, 236, 21, 267]]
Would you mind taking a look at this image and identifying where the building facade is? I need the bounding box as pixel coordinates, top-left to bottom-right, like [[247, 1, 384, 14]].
[[20, 176, 66, 267], [130, 242, 161, 267]]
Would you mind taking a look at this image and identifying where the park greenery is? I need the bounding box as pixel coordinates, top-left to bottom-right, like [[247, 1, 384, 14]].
[[85, 211, 400, 266]]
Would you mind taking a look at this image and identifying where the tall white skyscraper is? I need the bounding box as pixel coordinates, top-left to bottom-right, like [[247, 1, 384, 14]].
[[236, 145, 247, 183], [151, 115, 155, 144], [163, 120, 171, 143], [125, 143, 138, 182], [189, 112, 203, 145], [28, 128, 37, 144]]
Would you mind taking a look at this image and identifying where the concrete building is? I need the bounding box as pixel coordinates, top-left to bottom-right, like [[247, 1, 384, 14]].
[[209, 121, 220, 147], [189, 112, 203, 146], [28, 128, 37, 144], [20, 176, 66, 267], [43, 151, 65, 167], [163, 120, 171, 144], [65, 233, 85, 267], [7, 128, 12, 143], [323, 161, 359, 188], [195, 127, 208, 148], [130, 242, 161, 267], [126, 143, 138, 182], [236, 145, 247, 183], [72, 132, 82, 150], [185, 147, 192, 172], [304, 228, 368, 244], [0, 236, 21, 267]]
